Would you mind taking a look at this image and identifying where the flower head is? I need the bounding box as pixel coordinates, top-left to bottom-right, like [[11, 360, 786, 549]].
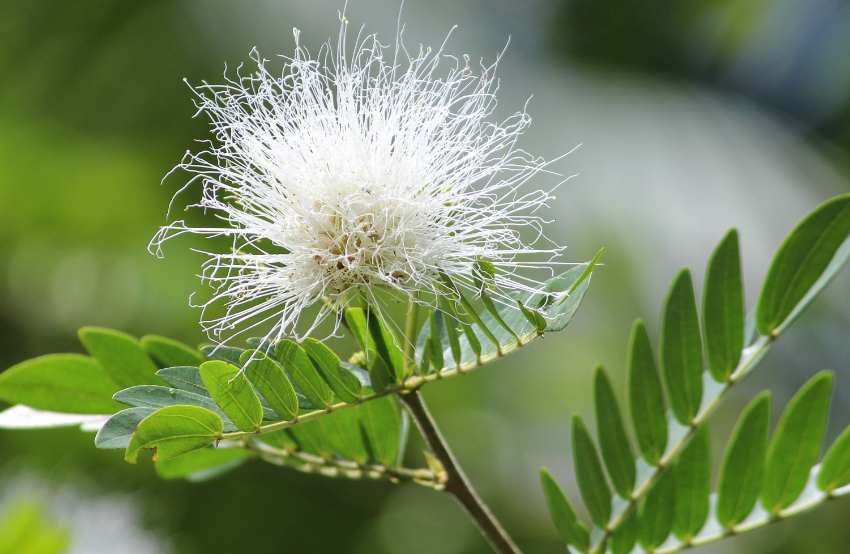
[[152, 15, 568, 342]]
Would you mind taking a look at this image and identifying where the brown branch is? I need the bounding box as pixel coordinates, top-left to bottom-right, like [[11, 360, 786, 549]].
[[399, 390, 523, 554]]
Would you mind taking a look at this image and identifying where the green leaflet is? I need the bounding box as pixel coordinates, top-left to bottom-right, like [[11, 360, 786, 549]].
[[112, 384, 236, 433], [716, 393, 771, 528], [702, 229, 745, 382], [78, 327, 161, 388], [438, 299, 463, 370], [572, 414, 612, 528], [594, 366, 636, 499], [95, 407, 156, 450], [275, 340, 334, 410], [762, 371, 833, 513], [639, 466, 676, 551], [289, 420, 334, 458], [258, 429, 298, 451], [627, 320, 668, 466], [199, 345, 245, 367], [540, 468, 590, 552], [140, 335, 205, 368], [302, 338, 362, 404], [155, 446, 252, 481], [517, 300, 547, 333], [344, 308, 394, 392], [365, 310, 405, 383], [0, 354, 122, 415], [673, 425, 710, 542], [818, 425, 850, 492], [199, 361, 263, 432], [319, 410, 368, 464], [361, 396, 401, 467], [610, 509, 639, 554], [428, 310, 445, 372], [125, 405, 223, 463], [756, 193, 850, 336], [660, 268, 704, 425], [240, 350, 298, 420], [155, 366, 208, 397]]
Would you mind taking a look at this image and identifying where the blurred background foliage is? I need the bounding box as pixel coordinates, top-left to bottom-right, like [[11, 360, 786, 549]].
[[0, 0, 848, 552]]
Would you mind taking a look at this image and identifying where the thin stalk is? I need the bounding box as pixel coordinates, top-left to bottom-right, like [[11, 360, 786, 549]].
[[399, 390, 523, 554]]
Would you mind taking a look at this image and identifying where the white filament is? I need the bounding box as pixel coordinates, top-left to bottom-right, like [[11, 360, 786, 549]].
[[151, 15, 570, 343]]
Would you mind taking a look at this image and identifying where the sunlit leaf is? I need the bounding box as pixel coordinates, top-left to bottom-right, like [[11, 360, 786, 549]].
[[141, 335, 205, 368], [302, 338, 362, 404], [95, 407, 156, 450], [241, 350, 299, 421], [818, 425, 850, 493], [78, 327, 160, 388], [0, 354, 122, 415], [199, 361, 263, 432], [125, 405, 222, 463], [275, 340, 334, 410]]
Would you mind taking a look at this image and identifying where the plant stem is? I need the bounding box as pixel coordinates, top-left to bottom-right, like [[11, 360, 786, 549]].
[[399, 390, 523, 554]]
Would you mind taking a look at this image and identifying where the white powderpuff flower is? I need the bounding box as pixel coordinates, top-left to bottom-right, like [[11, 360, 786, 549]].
[[151, 15, 571, 343]]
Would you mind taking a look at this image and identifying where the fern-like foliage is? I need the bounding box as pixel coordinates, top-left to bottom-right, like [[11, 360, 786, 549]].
[[0, 248, 597, 484], [541, 193, 850, 553]]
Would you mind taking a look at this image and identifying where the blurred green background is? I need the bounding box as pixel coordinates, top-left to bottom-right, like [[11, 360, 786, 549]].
[[1, 0, 849, 552]]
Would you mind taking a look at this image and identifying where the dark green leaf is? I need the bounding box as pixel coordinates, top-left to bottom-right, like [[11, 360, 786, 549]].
[[517, 300, 547, 333], [461, 320, 482, 362], [95, 407, 156, 450], [428, 311, 445, 372], [757, 194, 850, 335], [199, 345, 245, 367], [762, 371, 833, 512], [716, 393, 771, 528], [275, 340, 334, 410], [572, 413, 612, 528], [673, 425, 711, 541], [703, 229, 745, 382], [0, 354, 122, 415], [258, 429, 298, 451], [480, 293, 520, 345], [289, 420, 334, 458], [639, 466, 676, 551], [594, 366, 635, 499], [660, 268, 704, 424], [141, 335, 205, 368], [125, 405, 223, 463], [319, 410, 368, 464], [361, 396, 401, 467], [818, 425, 850, 492], [155, 366, 208, 397], [302, 338, 361, 404], [610, 509, 639, 554], [155, 446, 252, 481], [344, 308, 393, 392], [199, 361, 263, 432], [365, 310, 405, 383], [627, 320, 668, 465], [240, 350, 298, 420], [78, 327, 160, 388], [540, 468, 590, 552], [438, 300, 463, 370]]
